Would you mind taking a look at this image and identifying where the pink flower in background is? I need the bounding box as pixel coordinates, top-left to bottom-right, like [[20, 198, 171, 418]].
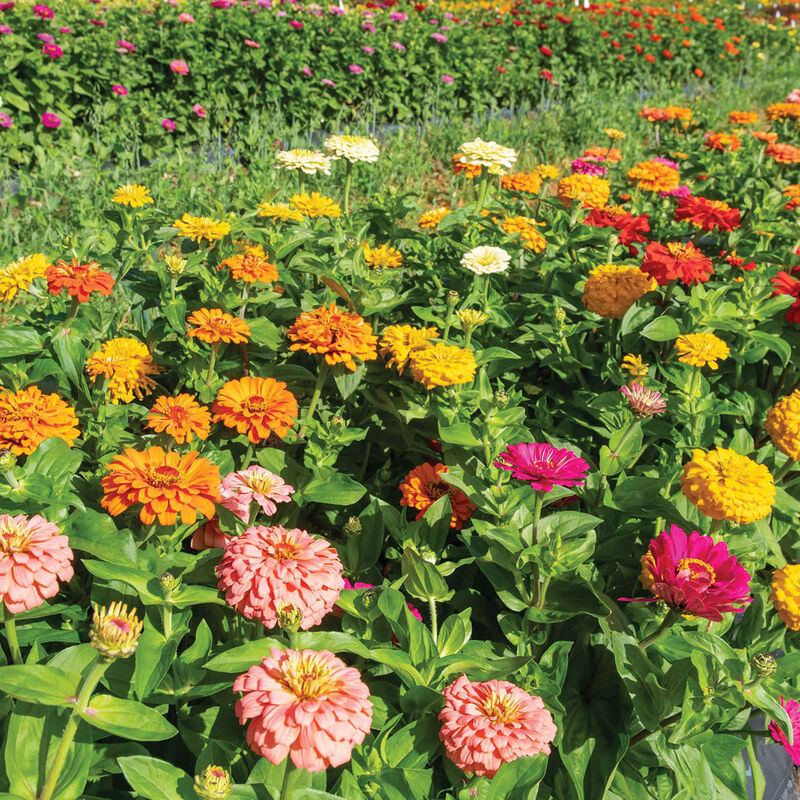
[[624, 525, 752, 621], [431, 32, 447, 42], [41, 112, 61, 128], [116, 39, 135, 52], [37, 32, 54, 42], [770, 698, 800, 765], [192, 104, 207, 118], [363, 45, 375, 54], [0, 25, 11, 33], [329, 5, 345, 14], [390, 10, 407, 20], [178, 12, 194, 22], [0, 113, 12, 128], [58, 26, 70, 33], [349, 64, 363, 74], [391, 41, 405, 50], [785, 88, 800, 104], [161, 118, 176, 130], [220, 466, 295, 521], [217, 525, 344, 629], [659, 184, 691, 199], [190, 519, 230, 551], [495, 442, 589, 492], [33, 4, 53, 18], [170, 59, 189, 75], [571, 157, 607, 176], [89, 18, 105, 26], [0, 1, 14, 10], [321, 78, 336, 87], [301, 65, 312, 76], [653, 156, 680, 171], [441, 74, 454, 83], [289, 19, 303, 28], [361, 22, 375, 32], [244, 38, 260, 47], [41, 43, 63, 58], [111, 84, 128, 96], [620, 383, 666, 417], [439, 675, 557, 778]]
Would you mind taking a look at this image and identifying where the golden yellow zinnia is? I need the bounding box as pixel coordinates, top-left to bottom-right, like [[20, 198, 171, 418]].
[[173, 214, 231, 243], [408, 343, 477, 389], [256, 202, 304, 223], [621, 353, 649, 380], [363, 243, 403, 269], [770, 564, 800, 631], [0, 254, 49, 303], [557, 174, 610, 209], [674, 333, 730, 370], [112, 184, 154, 208], [380, 325, 439, 374], [582, 264, 657, 319], [765, 390, 800, 462], [290, 192, 341, 219]]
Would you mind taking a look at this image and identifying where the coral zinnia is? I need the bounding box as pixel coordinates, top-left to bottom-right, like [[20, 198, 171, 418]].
[[418, 207, 451, 229], [290, 192, 341, 219], [146, 394, 211, 444], [0, 385, 80, 455], [680, 448, 775, 524], [769, 698, 800, 766], [101, 446, 220, 525], [217, 525, 343, 628], [674, 196, 740, 232], [288, 303, 377, 372], [380, 324, 439, 374], [439, 675, 557, 778], [408, 343, 477, 389], [363, 243, 403, 269], [557, 174, 610, 209], [212, 376, 298, 442], [45, 259, 115, 302], [187, 308, 251, 344], [220, 466, 295, 521], [0, 254, 49, 303], [626, 525, 752, 621], [218, 245, 278, 284], [640, 241, 714, 286], [620, 383, 666, 417], [674, 333, 730, 369], [0, 514, 74, 613], [173, 214, 231, 243], [86, 337, 160, 404], [771, 269, 800, 324], [495, 442, 589, 492], [233, 648, 372, 771], [112, 184, 154, 208], [765, 390, 800, 461], [582, 263, 657, 319], [399, 462, 475, 529], [190, 519, 231, 551], [770, 564, 800, 631]]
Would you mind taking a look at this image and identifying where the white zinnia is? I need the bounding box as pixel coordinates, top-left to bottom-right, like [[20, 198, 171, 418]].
[[275, 149, 332, 175], [324, 135, 380, 163], [457, 138, 517, 174], [461, 246, 511, 275]]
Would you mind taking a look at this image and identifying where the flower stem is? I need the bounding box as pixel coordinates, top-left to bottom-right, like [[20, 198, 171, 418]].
[[475, 174, 490, 211], [298, 171, 305, 195], [342, 161, 354, 215], [747, 737, 766, 800], [1, 607, 22, 665], [638, 609, 680, 651], [62, 296, 80, 328], [238, 283, 249, 320], [243, 440, 255, 470], [205, 342, 220, 387], [482, 275, 491, 308], [429, 598, 438, 645], [708, 518, 723, 536], [280, 761, 298, 800], [299, 361, 330, 438], [774, 459, 796, 483], [530, 490, 545, 606], [39, 657, 108, 800]]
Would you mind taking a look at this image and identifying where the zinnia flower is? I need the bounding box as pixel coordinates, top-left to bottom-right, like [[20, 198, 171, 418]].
[[193, 104, 207, 118], [765, 390, 800, 461], [45, 259, 115, 302], [275, 149, 331, 175], [501, 217, 546, 252], [111, 84, 128, 96], [287, 302, 377, 372], [173, 214, 230, 243], [771, 269, 800, 324], [728, 111, 758, 125], [86, 337, 160, 404], [0, 254, 49, 303], [582, 263, 657, 319], [363, 243, 403, 269], [627, 160, 680, 193], [461, 246, 510, 275], [557, 174, 610, 209], [456, 138, 517, 174], [162, 118, 176, 131], [0, 385, 80, 455], [380, 325, 439, 374], [640, 241, 714, 286], [439, 675, 557, 778], [290, 192, 341, 219], [418, 207, 451, 229], [218, 245, 278, 284], [766, 143, 800, 165], [583, 207, 650, 255], [766, 103, 800, 121], [146, 394, 211, 444], [101, 447, 220, 525], [170, 59, 189, 75], [190, 519, 230, 551], [680, 448, 775, 524], [212, 376, 298, 443], [112, 184, 153, 208], [218, 525, 343, 628], [90, 601, 143, 659], [770, 564, 800, 631], [399, 462, 475, 529], [187, 308, 251, 344], [625, 525, 752, 621], [501, 172, 543, 194], [256, 202, 304, 223], [704, 131, 742, 152], [233, 648, 372, 770], [0, 514, 73, 613], [674, 196, 740, 232], [219, 466, 295, 520], [769, 698, 800, 765], [620, 383, 666, 417], [323, 135, 380, 163], [194, 767, 232, 800], [41, 113, 61, 129], [408, 343, 476, 389], [495, 442, 589, 492], [674, 333, 730, 369], [621, 353, 649, 380]]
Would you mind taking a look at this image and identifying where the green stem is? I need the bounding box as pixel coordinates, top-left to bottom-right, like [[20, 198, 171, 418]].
[[1, 607, 22, 665], [482, 275, 490, 308], [442, 305, 455, 342], [464, 328, 473, 348], [298, 361, 330, 438], [747, 736, 766, 800], [774, 459, 796, 483], [529, 490, 545, 606], [708, 518, 723, 536], [475, 174, 490, 211], [62, 296, 80, 328], [39, 658, 108, 800], [429, 598, 438, 645], [3, 469, 20, 489], [205, 342, 220, 387], [242, 440, 255, 469], [638, 609, 680, 651], [280, 760, 298, 800], [298, 171, 305, 195], [238, 283, 249, 320], [162, 604, 173, 641], [629, 711, 681, 747], [342, 161, 354, 215]]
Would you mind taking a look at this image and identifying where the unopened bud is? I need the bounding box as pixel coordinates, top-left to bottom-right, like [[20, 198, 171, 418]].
[[554, 306, 566, 324], [419, 545, 437, 564], [361, 589, 379, 608], [455, 308, 488, 331], [194, 765, 233, 800], [752, 653, 777, 678], [164, 254, 186, 277], [493, 389, 509, 408], [160, 572, 179, 594], [446, 290, 460, 307], [343, 516, 362, 536], [90, 602, 143, 660], [277, 603, 303, 633], [364, 782, 381, 796], [0, 449, 16, 470], [331, 415, 345, 429]]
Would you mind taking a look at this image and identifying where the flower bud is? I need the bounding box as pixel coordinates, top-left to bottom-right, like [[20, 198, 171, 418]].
[[553, 306, 566, 325], [331, 415, 345, 429], [90, 602, 143, 660], [159, 571, 179, 593], [361, 588, 379, 608], [751, 652, 777, 678], [0, 449, 16, 470], [419, 545, 437, 564], [164, 254, 186, 277], [446, 290, 460, 308], [276, 603, 303, 633], [493, 389, 509, 408], [343, 516, 362, 536], [193, 765, 233, 800], [455, 308, 488, 331]]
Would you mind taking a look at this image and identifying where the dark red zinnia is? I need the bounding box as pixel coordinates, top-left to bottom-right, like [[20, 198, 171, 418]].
[[584, 207, 650, 255]]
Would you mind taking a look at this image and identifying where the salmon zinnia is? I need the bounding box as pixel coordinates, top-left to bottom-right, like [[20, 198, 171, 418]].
[[101, 446, 220, 525], [45, 259, 115, 302], [399, 462, 475, 529], [219, 466, 295, 521], [212, 376, 298, 442], [0, 385, 80, 455]]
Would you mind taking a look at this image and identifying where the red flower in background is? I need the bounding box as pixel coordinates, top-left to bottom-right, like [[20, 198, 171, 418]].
[[674, 196, 741, 232], [772, 268, 800, 323], [584, 207, 650, 255]]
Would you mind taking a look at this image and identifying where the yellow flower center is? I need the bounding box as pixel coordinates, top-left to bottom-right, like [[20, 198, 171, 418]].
[[245, 473, 276, 494], [265, 540, 299, 561], [147, 465, 182, 488], [667, 242, 693, 259], [0, 525, 32, 553], [281, 653, 334, 700], [676, 557, 716, 584], [243, 395, 268, 413], [481, 691, 522, 723]]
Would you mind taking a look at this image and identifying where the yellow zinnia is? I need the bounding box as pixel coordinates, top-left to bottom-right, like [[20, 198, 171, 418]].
[[674, 333, 730, 370], [582, 264, 657, 319], [112, 184, 153, 208], [765, 390, 800, 461], [363, 243, 403, 269], [621, 354, 649, 380], [290, 192, 341, 219], [0, 254, 49, 303], [557, 174, 610, 209], [770, 565, 800, 631], [380, 325, 439, 374], [409, 343, 477, 389], [173, 214, 231, 243], [256, 202, 304, 223], [418, 207, 451, 229]]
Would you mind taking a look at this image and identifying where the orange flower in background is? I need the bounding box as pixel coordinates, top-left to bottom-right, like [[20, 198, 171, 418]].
[[783, 185, 800, 210], [704, 131, 741, 152], [767, 103, 800, 121], [212, 376, 298, 442], [45, 259, 115, 302], [146, 394, 211, 444], [501, 216, 546, 252], [583, 146, 622, 164], [187, 308, 251, 344], [501, 171, 543, 193], [218, 245, 278, 284], [0, 385, 80, 455], [418, 207, 451, 229], [451, 153, 482, 179], [674, 196, 741, 232], [627, 160, 680, 193], [101, 446, 220, 525], [557, 174, 610, 209], [287, 303, 378, 372], [728, 110, 758, 125], [753, 131, 779, 143], [399, 462, 475, 529], [766, 143, 800, 165], [639, 105, 692, 123], [86, 337, 160, 404]]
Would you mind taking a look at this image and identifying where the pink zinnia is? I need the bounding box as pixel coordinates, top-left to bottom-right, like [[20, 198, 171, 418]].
[[217, 525, 344, 629], [234, 648, 373, 771], [625, 525, 752, 621], [571, 157, 607, 176], [289, 19, 303, 28], [178, 12, 194, 22], [244, 38, 260, 48], [161, 118, 176, 131], [41, 112, 61, 129], [0, 514, 74, 614], [494, 442, 589, 492], [0, 113, 12, 128], [349, 63, 363, 74], [190, 519, 230, 551], [301, 65, 312, 76], [219, 465, 295, 521], [192, 104, 207, 118], [111, 84, 127, 96], [621, 383, 666, 417], [439, 675, 557, 778], [0, 24, 11, 33], [441, 74, 454, 84], [170, 59, 189, 75], [41, 43, 62, 58], [391, 41, 405, 50], [769, 697, 800, 765], [431, 32, 447, 42], [59, 27, 70, 33], [33, 4, 53, 18], [321, 78, 335, 87]]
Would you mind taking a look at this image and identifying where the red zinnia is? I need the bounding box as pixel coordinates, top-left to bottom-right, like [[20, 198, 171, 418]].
[[640, 241, 714, 286], [674, 196, 740, 232], [584, 207, 650, 255], [771, 268, 800, 324], [45, 259, 115, 302]]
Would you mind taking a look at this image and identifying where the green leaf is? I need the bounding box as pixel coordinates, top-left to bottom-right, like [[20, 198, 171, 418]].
[[0, 326, 43, 357], [81, 695, 177, 741], [81, 560, 163, 604], [293, 631, 371, 659], [332, 362, 366, 400], [485, 753, 548, 800], [64, 510, 136, 566], [204, 639, 285, 673], [437, 422, 482, 447], [118, 756, 194, 800], [640, 315, 680, 342], [401, 547, 453, 602], [22, 438, 83, 484], [134, 627, 180, 700], [301, 467, 366, 505], [0, 665, 81, 706]]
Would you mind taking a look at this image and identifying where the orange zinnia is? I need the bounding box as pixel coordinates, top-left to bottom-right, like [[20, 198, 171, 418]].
[[45, 259, 115, 302], [704, 131, 741, 152], [451, 154, 482, 179], [766, 143, 800, 165], [582, 146, 622, 163], [187, 308, 251, 344], [101, 447, 220, 526], [146, 394, 211, 444], [86, 338, 161, 405], [399, 462, 475, 530], [0, 385, 80, 456], [212, 376, 298, 443], [218, 245, 279, 284], [287, 303, 378, 373], [501, 172, 543, 194], [728, 111, 758, 125]]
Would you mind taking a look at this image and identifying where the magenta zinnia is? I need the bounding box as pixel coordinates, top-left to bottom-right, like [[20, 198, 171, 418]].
[[626, 525, 752, 621], [769, 697, 800, 765], [494, 442, 589, 492]]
